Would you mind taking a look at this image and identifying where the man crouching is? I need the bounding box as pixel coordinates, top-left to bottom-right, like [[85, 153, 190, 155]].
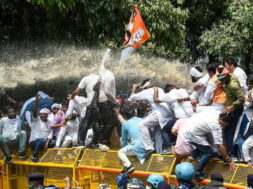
[[115, 102, 149, 173]]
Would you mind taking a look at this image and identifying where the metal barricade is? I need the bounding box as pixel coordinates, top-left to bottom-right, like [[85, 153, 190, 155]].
[[2, 148, 82, 189], [78, 149, 176, 189], [0, 147, 251, 189]]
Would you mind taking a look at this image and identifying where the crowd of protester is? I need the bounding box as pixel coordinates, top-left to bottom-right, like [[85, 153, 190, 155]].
[[1, 46, 253, 188]]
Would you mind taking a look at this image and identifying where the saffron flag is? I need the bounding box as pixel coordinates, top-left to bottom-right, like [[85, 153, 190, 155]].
[[123, 6, 150, 48]]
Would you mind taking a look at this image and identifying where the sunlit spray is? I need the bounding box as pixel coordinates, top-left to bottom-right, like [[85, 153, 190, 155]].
[[0, 43, 191, 98]]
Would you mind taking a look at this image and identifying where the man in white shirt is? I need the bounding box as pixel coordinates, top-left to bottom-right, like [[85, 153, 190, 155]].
[[29, 95, 54, 162], [153, 84, 194, 153], [55, 111, 79, 148], [189, 66, 212, 110], [224, 58, 247, 93], [71, 74, 99, 106], [181, 109, 236, 180], [63, 93, 88, 146], [178, 66, 212, 113], [0, 106, 27, 163], [91, 68, 117, 147], [129, 79, 173, 154], [79, 45, 116, 148]]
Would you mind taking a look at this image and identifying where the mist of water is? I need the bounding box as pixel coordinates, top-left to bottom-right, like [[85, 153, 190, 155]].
[[0, 43, 191, 98]]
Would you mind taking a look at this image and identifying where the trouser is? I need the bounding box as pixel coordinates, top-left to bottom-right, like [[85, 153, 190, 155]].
[[234, 114, 249, 159], [225, 107, 243, 156], [242, 135, 253, 162], [0, 131, 27, 157], [56, 127, 78, 148], [78, 104, 96, 145], [236, 136, 244, 159], [60, 135, 78, 148], [149, 126, 163, 154], [139, 112, 164, 153], [30, 138, 56, 156], [191, 142, 214, 174], [92, 101, 114, 145], [161, 117, 178, 148], [55, 122, 79, 148], [118, 146, 135, 167], [56, 126, 66, 148]]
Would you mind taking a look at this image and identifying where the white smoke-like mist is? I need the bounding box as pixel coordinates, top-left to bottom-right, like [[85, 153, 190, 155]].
[[0, 43, 191, 91]]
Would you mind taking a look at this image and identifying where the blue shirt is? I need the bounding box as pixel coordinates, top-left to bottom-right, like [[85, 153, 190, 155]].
[[20, 91, 54, 122], [121, 117, 146, 164], [121, 117, 143, 147]]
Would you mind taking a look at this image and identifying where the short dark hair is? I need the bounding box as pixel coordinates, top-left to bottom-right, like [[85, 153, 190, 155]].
[[164, 84, 174, 93], [120, 103, 136, 120], [141, 79, 151, 86], [6, 106, 16, 112], [217, 65, 224, 75], [206, 62, 217, 73], [61, 100, 69, 107], [136, 102, 150, 118], [28, 172, 44, 185], [194, 66, 203, 73], [219, 112, 231, 123], [224, 57, 237, 67]]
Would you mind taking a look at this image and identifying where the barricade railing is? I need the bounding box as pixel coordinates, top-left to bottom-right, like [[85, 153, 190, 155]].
[[0, 148, 251, 189], [186, 159, 248, 189], [77, 148, 177, 188], [0, 148, 82, 189]]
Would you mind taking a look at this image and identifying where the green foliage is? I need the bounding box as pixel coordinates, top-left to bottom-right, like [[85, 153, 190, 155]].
[[176, 0, 228, 60], [0, 0, 188, 55], [199, 0, 253, 58], [2, 0, 253, 73]]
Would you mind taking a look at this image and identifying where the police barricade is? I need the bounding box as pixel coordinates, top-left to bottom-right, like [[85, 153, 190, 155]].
[[0, 151, 4, 189], [0, 147, 251, 189], [1, 148, 82, 189], [186, 159, 250, 189], [77, 148, 176, 189], [77, 149, 250, 189]]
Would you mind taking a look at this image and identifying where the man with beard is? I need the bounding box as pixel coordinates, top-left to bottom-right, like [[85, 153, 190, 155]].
[[0, 106, 27, 163]]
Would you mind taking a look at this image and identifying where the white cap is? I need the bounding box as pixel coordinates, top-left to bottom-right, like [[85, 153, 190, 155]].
[[190, 67, 203, 78], [39, 108, 51, 114]]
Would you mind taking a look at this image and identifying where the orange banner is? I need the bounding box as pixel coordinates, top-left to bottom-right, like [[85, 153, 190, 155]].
[[123, 6, 150, 48]]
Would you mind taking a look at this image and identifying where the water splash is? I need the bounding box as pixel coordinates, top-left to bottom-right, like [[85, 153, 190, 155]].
[[0, 43, 191, 93]]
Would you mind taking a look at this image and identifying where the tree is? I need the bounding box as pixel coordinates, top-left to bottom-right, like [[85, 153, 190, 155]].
[[170, 0, 229, 61], [199, 0, 253, 73], [0, 0, 188, 56]]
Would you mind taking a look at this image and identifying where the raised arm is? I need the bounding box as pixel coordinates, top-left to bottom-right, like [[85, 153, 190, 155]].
[[33, 94, 40, 118], [6, 96, 17, 104], [100, 44, 113, 72]]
